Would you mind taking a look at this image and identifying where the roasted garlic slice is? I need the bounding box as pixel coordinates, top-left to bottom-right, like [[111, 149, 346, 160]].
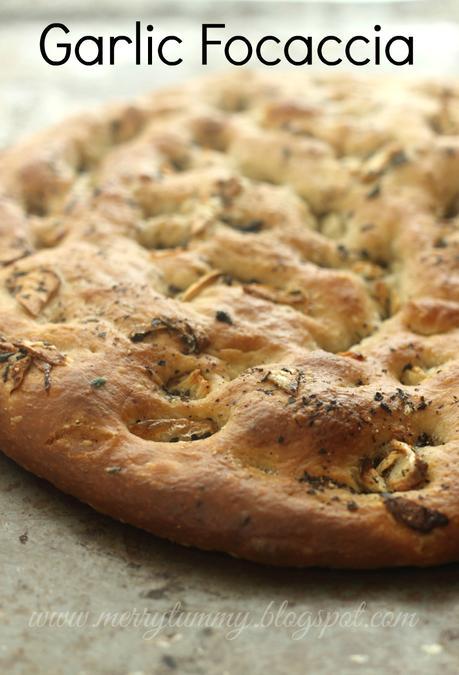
[[400, 365, 427, 386], [361, 440, 427, 493], [263, 367, 302, 395], [165, 368, 211, 400], [6, 267, 60, 317]]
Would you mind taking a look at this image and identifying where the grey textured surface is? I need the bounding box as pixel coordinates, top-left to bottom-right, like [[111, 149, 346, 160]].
[[1, 453, 459, 675], [1, 3, 459, 674]]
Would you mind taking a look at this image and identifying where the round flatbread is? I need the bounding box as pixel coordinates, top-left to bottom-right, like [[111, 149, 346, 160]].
[[1, 71, 458, 567]]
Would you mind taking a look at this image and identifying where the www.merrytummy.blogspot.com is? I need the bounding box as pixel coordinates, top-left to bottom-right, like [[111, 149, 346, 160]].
[[27, 601, 418, 641]]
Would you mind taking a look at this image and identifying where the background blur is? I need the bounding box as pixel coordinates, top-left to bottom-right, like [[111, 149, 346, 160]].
[[1, 0, 459, 147]]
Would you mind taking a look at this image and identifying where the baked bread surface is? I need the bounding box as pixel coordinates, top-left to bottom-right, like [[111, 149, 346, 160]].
[[1, 71, 459, 567]]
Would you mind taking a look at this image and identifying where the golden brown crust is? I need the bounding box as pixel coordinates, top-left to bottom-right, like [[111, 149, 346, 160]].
[[1, 71, 459, 567]]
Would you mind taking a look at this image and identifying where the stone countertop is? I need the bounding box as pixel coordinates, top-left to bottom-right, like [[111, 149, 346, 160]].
[[2, 453, 459, 675], [1, 3, 459, 674]]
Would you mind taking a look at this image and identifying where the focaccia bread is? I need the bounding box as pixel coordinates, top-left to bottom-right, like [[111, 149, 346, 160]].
[[0, 72, 458, 567]]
